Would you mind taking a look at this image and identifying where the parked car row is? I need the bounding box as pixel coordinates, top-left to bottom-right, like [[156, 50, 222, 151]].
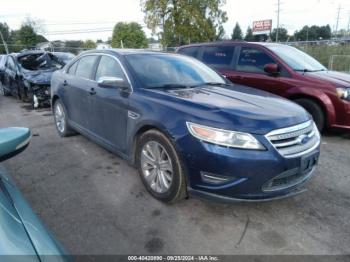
[[0, 50, 75, 108], [177, 42, 350, 132]]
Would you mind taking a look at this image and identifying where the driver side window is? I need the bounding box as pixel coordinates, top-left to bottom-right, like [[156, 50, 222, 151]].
[[237, 47, 275, 74], [95, 56, 126, 81]]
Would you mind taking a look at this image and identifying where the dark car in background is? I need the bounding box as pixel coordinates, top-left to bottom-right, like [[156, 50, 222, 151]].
[[177, 42, 350, 132], [0, 127, 70, 261], [0, 50, 72, 108], [51, 49, 320, 203]]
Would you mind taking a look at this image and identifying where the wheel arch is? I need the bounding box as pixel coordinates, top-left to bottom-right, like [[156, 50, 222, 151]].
[[288, 93, 334, 127]]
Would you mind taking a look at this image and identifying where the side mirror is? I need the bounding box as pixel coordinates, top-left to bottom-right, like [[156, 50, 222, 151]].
[[264, 63, 280, 76], [97, 77, 130, 91], [0, 128, 31, 162]]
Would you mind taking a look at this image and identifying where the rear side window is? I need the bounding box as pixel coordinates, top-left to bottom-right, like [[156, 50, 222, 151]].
[[178, 47, 199, 58], [75, 55, 98, 80], [237, 47, 275, 74], [202, 45, 235, 69], [95, 56, 125, 81]]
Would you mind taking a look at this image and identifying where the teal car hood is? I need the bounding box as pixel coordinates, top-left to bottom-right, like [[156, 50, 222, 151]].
[[0, 167, 69, 261]]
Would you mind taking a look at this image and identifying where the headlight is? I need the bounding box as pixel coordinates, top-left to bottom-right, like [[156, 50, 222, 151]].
[[186, 122, 265, 150], [336, 87, 350, 101]]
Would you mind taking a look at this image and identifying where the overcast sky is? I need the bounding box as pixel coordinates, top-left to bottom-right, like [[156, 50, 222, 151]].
[[1, 0, 350, 43]]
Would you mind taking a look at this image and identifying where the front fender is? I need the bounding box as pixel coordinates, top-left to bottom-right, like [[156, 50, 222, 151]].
[[285, 87, 336, 126]]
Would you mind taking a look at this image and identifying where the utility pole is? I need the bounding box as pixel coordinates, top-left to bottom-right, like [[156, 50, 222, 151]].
[[335, 5, 341, 39], [0, 30, 9, 54], [347, 12, 350, 36], [276, 0, 281, 42]]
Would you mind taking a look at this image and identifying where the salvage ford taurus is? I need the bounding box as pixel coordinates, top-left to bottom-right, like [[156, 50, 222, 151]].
[[51, 49, 321, 202]]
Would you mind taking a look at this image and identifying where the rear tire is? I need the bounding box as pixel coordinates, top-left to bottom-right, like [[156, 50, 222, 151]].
[[136, 130, 187, 203], [295, 98, 325, 131], [53, 99, 76, 137]]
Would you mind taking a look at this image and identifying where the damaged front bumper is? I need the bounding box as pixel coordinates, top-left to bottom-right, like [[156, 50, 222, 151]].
[[32, 85, 51, 108]]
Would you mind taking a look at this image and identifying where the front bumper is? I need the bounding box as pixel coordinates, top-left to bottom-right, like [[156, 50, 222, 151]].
[[177, 133, 320, 201]]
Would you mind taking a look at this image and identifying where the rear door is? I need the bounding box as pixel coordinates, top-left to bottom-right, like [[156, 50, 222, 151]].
[[62, 55, 99, 130], [199, 44, 236, 77], [89, 55, 130, 152]]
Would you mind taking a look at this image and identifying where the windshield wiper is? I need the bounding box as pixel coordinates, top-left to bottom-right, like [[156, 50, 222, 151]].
[[294, 69, 326, 73], [146, 84, 194, 90], [193, 82, 233, 88]]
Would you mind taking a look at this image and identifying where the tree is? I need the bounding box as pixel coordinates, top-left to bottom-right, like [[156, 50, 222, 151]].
[[111, 22, 148, 48], [83, 39, 97, 49], [244, 26, 253, 41], [271, 27, 289, 42], [294, 25, 331, 41], [141, 0, 228, 46], [231, 23, 243, 40], [10, 18, 47, 50]]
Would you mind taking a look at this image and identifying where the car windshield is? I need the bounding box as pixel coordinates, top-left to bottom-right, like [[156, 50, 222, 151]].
[[125, 53, 226, 89], [267, 45, 327, 72]]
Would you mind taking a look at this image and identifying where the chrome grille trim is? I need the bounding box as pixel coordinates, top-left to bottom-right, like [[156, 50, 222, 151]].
[[265, 121, 320, 158]]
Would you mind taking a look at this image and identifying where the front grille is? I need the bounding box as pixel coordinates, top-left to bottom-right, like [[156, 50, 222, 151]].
[[266, 121, 320, 158]]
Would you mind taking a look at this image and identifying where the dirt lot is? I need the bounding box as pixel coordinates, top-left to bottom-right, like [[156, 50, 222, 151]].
[[0, 95, 350, 256]]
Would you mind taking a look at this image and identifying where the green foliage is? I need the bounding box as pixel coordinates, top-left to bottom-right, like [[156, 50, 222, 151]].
[[111, 22, 148, 48], [294, 25, 331, 41], [64, 40, 84, 54], [244, 26, 255, 41], [231, 23, 243, 40], [141, 0, 228, 46], [270, 27, 289, 42], [83, 39, 97, 49]]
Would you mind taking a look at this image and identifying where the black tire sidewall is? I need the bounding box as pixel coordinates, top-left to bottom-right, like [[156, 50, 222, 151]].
[[136, 131, 184, 202], [295, 99, 325, 131]]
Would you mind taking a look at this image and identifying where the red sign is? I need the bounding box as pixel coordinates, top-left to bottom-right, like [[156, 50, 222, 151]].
[[253, 20, 272, 35]]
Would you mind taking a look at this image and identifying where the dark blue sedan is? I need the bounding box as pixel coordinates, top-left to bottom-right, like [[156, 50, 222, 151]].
[[51, 49, 321, 202]]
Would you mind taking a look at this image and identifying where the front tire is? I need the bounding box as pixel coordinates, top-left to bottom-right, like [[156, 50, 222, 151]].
[[53, 99, 75, 137], [136, 130, 187, 203], [294, 98, 325, 132]]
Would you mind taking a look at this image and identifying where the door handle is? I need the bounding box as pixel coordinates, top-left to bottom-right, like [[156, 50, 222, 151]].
[[63, 80, 68, 86], [89, 87, 96, 95]]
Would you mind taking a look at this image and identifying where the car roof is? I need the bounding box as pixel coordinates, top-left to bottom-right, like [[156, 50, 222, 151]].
[[81, 48, 167, 57], [17, 50, 46, 58], [178, 41, 286, 49]]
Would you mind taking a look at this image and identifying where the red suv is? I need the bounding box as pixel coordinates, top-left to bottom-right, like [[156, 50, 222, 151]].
[[177, 42, 350, 131]]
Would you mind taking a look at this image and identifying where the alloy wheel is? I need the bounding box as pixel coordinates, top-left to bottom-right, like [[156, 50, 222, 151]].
[[141, 141, 173, 194], [54, 102, 66, 133]]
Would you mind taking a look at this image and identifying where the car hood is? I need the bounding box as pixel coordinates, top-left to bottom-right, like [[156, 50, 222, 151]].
[[149, 85, 310, 134], [22, 70, 55, 85], [304, 70, 350, 87]]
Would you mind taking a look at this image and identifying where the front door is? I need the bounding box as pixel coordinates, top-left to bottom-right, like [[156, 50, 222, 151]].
[[225, 46, 286, 96], [89, 55, 129, 152]]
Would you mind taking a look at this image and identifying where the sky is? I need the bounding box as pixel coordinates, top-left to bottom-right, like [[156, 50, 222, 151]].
[[1, 0, 350, 43]]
